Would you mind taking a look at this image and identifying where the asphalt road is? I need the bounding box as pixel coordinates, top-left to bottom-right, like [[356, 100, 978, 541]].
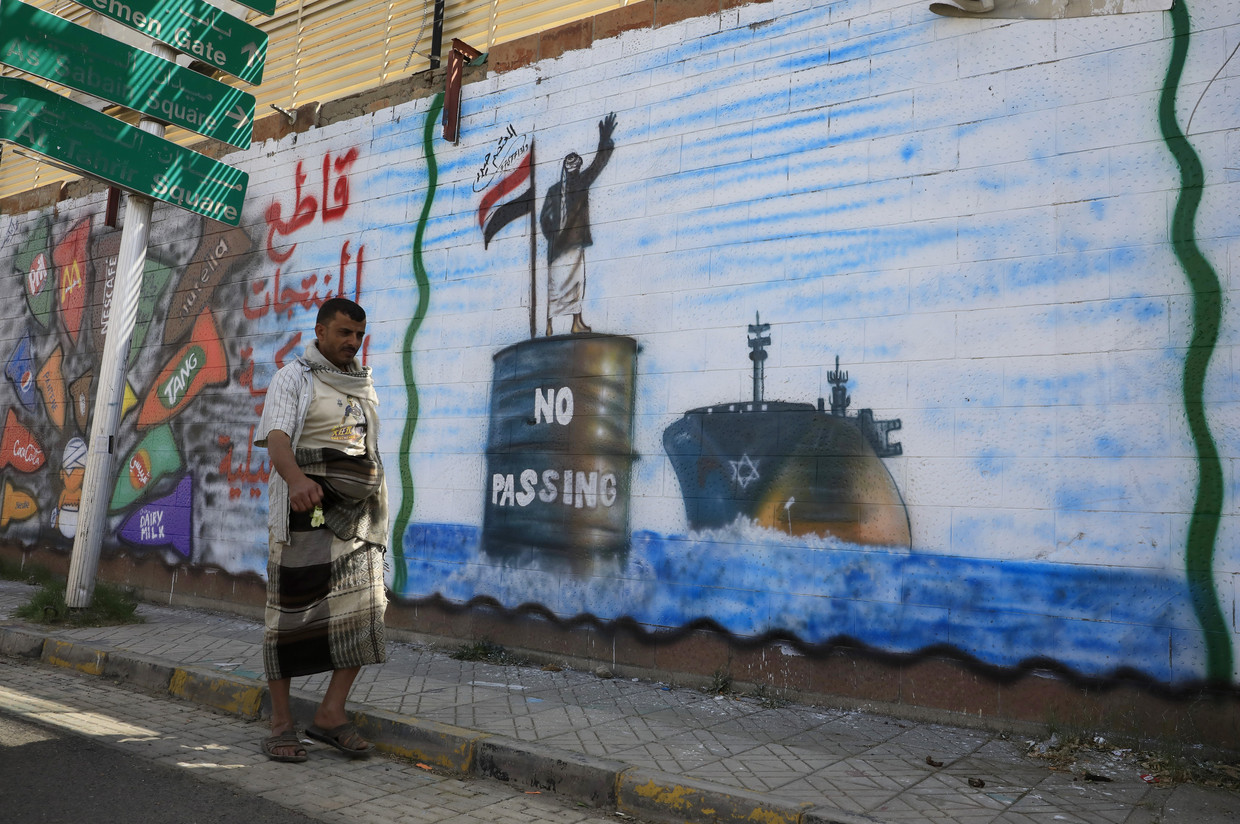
[[0, 659, 617, 824], [0, 711, 323, 824]]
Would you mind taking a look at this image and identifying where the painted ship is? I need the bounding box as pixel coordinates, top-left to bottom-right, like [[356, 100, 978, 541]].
[[662, 315, 910, 547]]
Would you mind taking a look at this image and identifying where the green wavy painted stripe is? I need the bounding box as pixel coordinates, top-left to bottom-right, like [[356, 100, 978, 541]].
[[392, 92, 445, 594], [1159, 1, 1231, 683]]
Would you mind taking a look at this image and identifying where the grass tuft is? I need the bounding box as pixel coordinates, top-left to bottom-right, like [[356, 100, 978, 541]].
[[448, 639, 526, 666], [14, 580, 144, 628]]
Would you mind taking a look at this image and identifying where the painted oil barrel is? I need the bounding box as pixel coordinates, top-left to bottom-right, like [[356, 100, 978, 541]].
[[483, 333, 637, 572]]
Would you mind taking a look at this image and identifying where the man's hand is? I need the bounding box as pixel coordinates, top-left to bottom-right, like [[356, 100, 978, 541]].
[[599, 112, 617, 147], [286, 473, 324, 513], [265, 430, 323, 512]]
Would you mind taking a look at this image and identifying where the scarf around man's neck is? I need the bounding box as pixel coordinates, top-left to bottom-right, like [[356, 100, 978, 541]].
[[303, 342, 377, 404]]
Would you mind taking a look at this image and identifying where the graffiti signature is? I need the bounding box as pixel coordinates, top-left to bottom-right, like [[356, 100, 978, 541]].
[[473, 124, 530, 193]]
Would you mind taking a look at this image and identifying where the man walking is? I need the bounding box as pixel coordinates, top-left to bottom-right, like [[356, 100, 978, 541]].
[[256, 297, 388, 761]]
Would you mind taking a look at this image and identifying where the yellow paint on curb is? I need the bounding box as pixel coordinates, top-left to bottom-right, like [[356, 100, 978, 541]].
[[168, 669, 264, 718], [353, 715, 478, 773], [746, 807, 800, 824], [624, 777, 803, 824], [631, 779, 697, 809], [43, 640, 105, 675]]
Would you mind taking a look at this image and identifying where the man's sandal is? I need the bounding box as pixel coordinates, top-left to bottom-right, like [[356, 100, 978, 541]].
[[262, 730, 308, 763], [306, 722, 372, 758]]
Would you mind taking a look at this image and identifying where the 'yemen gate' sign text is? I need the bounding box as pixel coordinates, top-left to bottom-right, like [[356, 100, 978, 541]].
[[68, 0, 267, 85]]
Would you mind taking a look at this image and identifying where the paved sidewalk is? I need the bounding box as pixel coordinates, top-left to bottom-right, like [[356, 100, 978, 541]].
[[1, 579, 1237, 824]]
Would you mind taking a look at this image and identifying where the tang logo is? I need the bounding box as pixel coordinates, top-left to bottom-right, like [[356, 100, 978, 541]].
[[158, 346, 205, 411], [137, 310, 226, 430]]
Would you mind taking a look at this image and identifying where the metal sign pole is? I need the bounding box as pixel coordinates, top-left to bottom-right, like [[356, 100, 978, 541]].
[[64, 44, 172, 609]]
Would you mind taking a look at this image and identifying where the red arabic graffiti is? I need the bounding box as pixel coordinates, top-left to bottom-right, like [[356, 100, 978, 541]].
[[236, 345, 267, 415], [275, 333, 303, 369], [254, 148, 366, 321], [264, 148, 360, 262], [243, 240, 365, 321], [322, 149, 358, 221], [217, 425, 270, 500]]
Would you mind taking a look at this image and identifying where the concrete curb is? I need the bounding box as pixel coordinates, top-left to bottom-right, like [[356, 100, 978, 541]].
[[353, 707, 485, 773], [0, 625, 878, 824], [477, 735, 626, 808]]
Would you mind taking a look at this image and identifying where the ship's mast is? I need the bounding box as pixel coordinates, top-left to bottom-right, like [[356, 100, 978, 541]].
[[748, 312, 770, 403], [828, 355, 850, 415]]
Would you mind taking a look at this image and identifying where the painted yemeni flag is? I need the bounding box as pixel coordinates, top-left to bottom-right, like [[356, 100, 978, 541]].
[[37, 345, 66, 429], [478, 145, 534, 248], [136, 309, 228, 430], [118, 474, 192, 558], [12, 215, 54, 327], [110, 423, 183, 511], [53, 217, 92, 346], [5, 331, 38, 409], [0, 408, 45, 473]]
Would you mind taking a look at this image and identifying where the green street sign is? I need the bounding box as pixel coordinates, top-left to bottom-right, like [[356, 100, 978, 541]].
[[67, 0, 267, 85], [0, 76, 248, 225], [232, 0, 275, 17], [0, 0, 254, 148]]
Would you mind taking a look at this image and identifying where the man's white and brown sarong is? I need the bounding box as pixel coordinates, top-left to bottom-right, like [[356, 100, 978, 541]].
[[263, 525, 388, 680]]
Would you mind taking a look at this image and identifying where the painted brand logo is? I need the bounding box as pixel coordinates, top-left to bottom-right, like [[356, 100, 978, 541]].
[[158, 346, 204, 410]]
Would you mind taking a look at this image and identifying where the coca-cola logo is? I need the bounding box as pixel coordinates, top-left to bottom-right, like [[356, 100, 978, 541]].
[[12, 440, 43, 466]]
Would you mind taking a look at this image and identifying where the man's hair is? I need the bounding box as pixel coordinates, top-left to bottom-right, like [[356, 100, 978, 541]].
[[317, 297, 366, 326]]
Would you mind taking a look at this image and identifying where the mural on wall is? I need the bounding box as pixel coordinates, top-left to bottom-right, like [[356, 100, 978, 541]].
[[0, 209, 248, 562], [1, 0, 1237, 690], [393, 0, 1239, 689], [0, 139, 372, 575]]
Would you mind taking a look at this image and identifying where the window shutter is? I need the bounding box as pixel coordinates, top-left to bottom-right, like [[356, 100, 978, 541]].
[[2, 1, 635, 200]]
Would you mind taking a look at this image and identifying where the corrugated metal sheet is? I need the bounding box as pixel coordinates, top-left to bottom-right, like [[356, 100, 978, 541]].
[[1, 0, 635, 202]]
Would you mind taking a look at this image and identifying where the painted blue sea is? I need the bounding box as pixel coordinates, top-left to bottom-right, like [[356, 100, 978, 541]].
[[397, 521, 1205, 685]]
